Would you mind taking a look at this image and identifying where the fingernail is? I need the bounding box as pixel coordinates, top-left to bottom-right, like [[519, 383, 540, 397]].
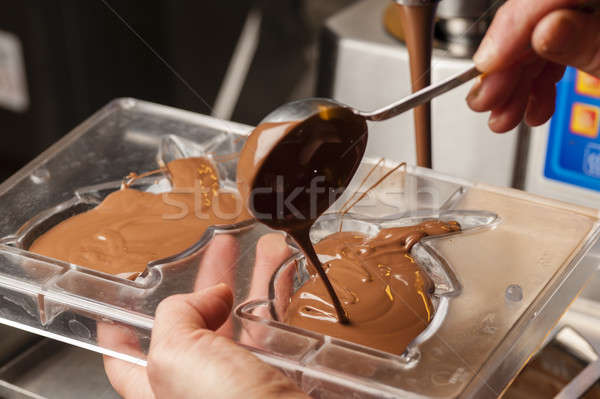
[[208, 283, 232, 297], [205, 283, 233, 308], [204, 283, 228, 293], [466, 76, 484, 105], [488, 114, 498, 129], [473, 37, 497, 71]]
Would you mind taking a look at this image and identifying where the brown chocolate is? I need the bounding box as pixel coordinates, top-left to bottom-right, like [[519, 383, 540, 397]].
[[284, 220, 460, 355], [396, 3, 437, 168], [236, 121, 299, 213], [237, 111, 368, 323], [29, 157, 249, 277]]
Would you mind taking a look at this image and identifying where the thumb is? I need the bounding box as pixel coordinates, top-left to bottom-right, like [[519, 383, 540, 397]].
[[146, 284, 233, 398], [148, 284, 308, 399], [151, 283, 233, 343], [532, 9, 600, 77]]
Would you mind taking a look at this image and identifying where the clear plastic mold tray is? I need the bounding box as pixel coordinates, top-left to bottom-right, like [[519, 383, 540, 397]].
[[0, 99, 599, 398]]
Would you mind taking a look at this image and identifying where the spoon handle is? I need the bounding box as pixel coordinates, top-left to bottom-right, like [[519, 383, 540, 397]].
[[360, 65, 481, 121]]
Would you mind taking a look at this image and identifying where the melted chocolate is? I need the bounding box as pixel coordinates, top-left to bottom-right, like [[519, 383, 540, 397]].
[[237, 111, 368, 323], [284, 220, 460, 355], [392, 3, 437, 168], [29, 157, 249, 277]]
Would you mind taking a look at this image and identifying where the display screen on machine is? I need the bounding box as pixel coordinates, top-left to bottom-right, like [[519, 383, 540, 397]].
[[545, 67, 600, 192]]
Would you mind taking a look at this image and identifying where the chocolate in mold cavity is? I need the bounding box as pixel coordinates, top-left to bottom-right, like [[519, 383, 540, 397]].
[[395, 3, 437, 168], [29, 157, 250, 277], [237, 110, 368, 324], [283, 220, 460, 355]]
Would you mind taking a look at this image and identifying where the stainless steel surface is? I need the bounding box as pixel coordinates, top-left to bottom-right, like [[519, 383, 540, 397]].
[[435, 0, 500, 56], [0, 325, 38, 366], [556, 359, 600, 399], [434, 18, 490, 57], [554, 326, 598, 364], [0, 380, 45, 399], [0, 339, 120, 399], [435, 0, 500, 19], [552, 286, 600, 399], [505, 324, 600, 397]]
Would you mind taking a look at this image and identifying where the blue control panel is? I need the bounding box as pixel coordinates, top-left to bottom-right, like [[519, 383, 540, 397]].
[[544, 67, 600, 191]]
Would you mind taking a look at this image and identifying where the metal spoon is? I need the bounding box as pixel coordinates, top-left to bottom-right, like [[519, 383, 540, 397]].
[[261, 65, 480, 124]]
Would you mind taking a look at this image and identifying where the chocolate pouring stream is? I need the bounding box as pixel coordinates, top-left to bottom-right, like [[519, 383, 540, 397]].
[[237, 110, 368, 324], [396, 2, 437, 168]]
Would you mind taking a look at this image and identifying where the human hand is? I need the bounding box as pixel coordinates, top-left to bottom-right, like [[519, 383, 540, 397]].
[[102, 233, 308, 399], [466, 0, 600, 132], [145, 283, 307, 399]]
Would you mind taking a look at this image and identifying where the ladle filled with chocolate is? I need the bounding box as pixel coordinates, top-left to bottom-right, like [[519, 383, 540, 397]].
[[237, 108, 366, 324]]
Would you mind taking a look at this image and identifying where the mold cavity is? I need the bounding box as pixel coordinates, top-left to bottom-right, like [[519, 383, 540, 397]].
[[239, 211, 497, 362], [14, 154, 253, 284], [17, 202, 95, 250], [270, 215, 463, 357]]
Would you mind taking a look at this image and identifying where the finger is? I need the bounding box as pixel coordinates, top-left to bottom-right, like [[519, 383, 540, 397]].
[[474, 0, 580, 72], [525, 86, 557, 127], [272, 259, 297, 321], [466, 65, 525, 112], [489, 73, 533, 133], [532, 9, 600, 76], [148, 285, 308, 399], [194, 234, 238, 292], [194, 234, 238, 337], [152, 283, 234, 344], [99, 322, 155, 399], [246, 233, 291, 301], [525, 63, 565, 126], [148, 285, 234, 399], [103, 356, 154, 399], [241, 233, 294, 346]]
